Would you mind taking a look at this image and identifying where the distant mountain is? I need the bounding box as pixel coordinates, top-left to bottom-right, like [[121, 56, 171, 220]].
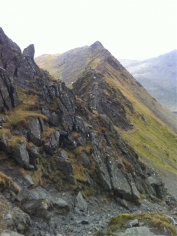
[[119, 50, 177, 112]]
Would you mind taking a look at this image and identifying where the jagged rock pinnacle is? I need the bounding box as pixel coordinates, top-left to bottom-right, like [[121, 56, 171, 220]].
[[23, 44, 35, 59], [91, 41, 104, 49]]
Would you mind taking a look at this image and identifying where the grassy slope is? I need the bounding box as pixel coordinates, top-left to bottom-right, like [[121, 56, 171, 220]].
[[35, 54, 60, 80], [112, 77, 177, 175]]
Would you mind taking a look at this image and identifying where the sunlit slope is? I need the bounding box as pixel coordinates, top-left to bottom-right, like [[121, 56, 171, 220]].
[[102, 58, 177, 174], [106, 76, 177, 175], [35, 53, 61, 80]]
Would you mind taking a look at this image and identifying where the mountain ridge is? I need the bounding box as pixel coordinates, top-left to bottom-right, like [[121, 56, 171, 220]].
[[35, 42, 177, 133], [0, 28, 177, 235]]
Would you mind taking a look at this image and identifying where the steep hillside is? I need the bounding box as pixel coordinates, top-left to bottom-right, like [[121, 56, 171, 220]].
[[1, 28, 177, 235], [36, 41, 177, 190], [119, 50, 177, 112]]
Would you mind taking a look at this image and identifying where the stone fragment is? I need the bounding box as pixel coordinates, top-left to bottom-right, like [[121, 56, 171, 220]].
[[130, 182, 140, 203], [58, 150, 75, 184], [79, 152, 91, 168], [75, 191, 88, 213], [148, 174, 166, 199], [107, 155, 132, 200], [44, 131, 60, 154], [17, 186, 70, 220], [17, 187, 30, 202], [28, 117, 42, 146], [0, 133, 11, 153], [127, 219, 139, 228], [28, 144, 40, 169], [23, 174, 34, 187], [23, 44, 35, 59], [13, 142, 30, 168]]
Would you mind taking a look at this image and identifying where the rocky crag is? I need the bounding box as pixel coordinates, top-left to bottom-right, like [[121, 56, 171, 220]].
[[0, 28, 177, 236]]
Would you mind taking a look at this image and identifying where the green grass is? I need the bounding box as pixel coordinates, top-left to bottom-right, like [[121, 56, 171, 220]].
[[35, 54, 60, 79], [105, 76, 177, 175], [120, 100, 177, 175], [108, 212, 177, 236]]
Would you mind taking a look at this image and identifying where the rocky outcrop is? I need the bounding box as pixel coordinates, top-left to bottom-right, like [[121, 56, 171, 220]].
[[0, 194, 31, 235], [73, 70, 134, 130], [147, 173, 166, 200], [16, 186, 70, 220], [0, 28, 21, 78]]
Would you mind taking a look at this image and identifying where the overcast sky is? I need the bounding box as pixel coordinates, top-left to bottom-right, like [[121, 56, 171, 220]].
[[1, 0, 177, 60]]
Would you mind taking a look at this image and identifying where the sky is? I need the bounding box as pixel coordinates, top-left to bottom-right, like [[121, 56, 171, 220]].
[[1, 0, 177, 60]]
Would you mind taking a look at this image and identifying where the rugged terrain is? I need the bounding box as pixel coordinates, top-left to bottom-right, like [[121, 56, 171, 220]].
[[119, 50, 177, 112], [0, 28, 177, 235], [35, 41, 177, 178]]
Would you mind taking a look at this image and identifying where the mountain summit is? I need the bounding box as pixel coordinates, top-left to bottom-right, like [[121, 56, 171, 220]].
[[90, 40, 104, 48], [0, 28, 177, 235]]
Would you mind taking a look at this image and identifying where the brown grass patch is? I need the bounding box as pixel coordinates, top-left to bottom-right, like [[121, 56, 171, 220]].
[[0, 171, 20, 193], [42, 126, 56, 142]]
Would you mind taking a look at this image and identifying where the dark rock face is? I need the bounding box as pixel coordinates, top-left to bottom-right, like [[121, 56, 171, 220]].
[[0, 28, 21, 78], [0, 27, 42, 91], [0, 68, 19, 112]]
